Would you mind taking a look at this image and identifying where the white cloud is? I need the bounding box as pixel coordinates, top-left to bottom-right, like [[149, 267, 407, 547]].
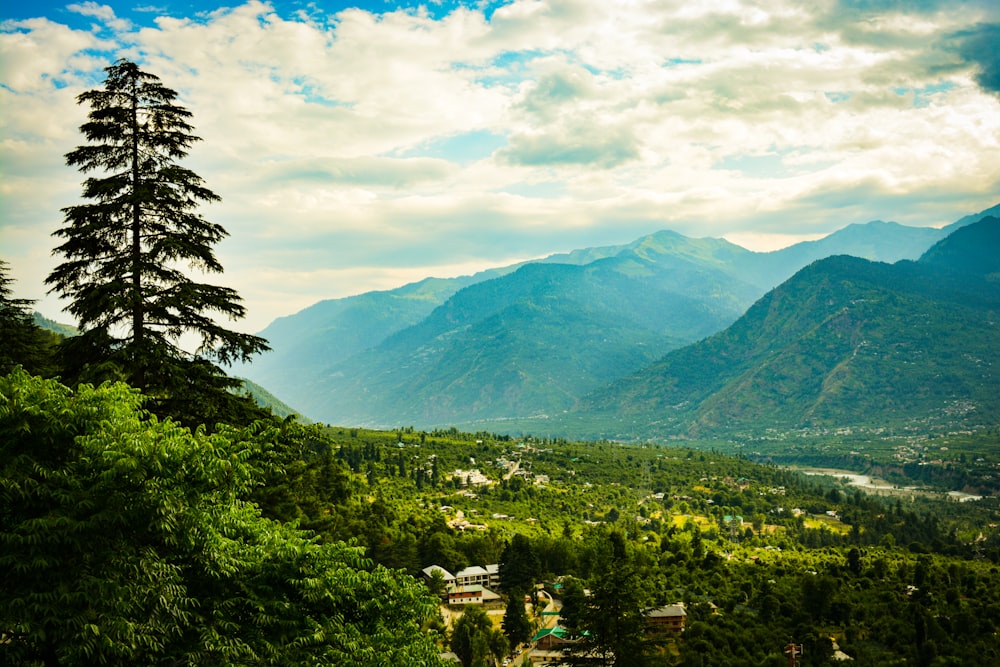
[[67, 2, 133, 33], [1, 0, 999, 332]]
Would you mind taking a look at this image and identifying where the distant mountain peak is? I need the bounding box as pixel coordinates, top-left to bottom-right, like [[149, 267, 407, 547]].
[[239, 203, 1000, 430], [574, 217, 1000, 439]]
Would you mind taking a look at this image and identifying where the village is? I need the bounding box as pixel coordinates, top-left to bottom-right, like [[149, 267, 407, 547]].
[[422, 560, 687, 665]]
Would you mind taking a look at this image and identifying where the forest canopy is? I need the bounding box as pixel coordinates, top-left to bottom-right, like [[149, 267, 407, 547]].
[[0, 369, 447, 665]]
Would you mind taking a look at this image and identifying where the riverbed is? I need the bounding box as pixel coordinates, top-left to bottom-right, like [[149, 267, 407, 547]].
[[792, 467, 982, 502]]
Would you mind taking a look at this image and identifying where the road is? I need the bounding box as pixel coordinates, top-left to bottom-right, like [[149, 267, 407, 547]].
[[512, 589, 561, 666]]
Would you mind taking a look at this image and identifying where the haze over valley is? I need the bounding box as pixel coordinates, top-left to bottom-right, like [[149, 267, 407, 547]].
[[240, 204, 1000, 442]]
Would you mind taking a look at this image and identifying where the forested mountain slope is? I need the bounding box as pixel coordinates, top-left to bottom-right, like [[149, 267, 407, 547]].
[[285, 233, 762, 426], [577, 216, 1000, 439], [241, 204, 997, 427]]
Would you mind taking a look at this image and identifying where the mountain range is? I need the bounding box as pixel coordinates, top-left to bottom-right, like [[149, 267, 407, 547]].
[[571, 216, 1000, 439], [239, 204, 1000, 436]]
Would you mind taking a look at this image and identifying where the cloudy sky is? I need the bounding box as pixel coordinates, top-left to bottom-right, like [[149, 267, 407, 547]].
[[2, 0, 998, 333]]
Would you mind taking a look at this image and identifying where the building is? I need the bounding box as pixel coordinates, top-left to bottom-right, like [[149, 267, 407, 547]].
[[455, 564, 501, 589], [445, 583, 502, 606], [447, 584, 485, 605], [451, 469, 491, 486], [532, 626, 572, 650], [425, 563, 502, 603], [422, 564, 456, 583], [646, 603, 686, 634], [529, 627, 596, 665]]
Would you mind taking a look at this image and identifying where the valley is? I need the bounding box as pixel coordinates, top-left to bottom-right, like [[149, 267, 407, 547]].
[[239, 205, 1000, 442], [11, 203, 1000, 665], [225, 206, 1000, 663], [258, 422, 1000, 665]]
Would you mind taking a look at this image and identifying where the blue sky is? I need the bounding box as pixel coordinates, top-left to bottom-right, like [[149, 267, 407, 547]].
[[2, 0, 999, 332]]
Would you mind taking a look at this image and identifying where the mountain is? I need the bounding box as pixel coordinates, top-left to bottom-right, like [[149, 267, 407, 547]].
[[573, 216, 1000, 439], [239, 275, 484, 404], [919, 214, 1000, 276], [746, 220, 946, 289], [33, 312, 79, 338], [940, 201, 1000, 233], [282, 232, 763, 426], [240, 204, 997, 428], [239, 250, 624, 402], [238, 377, 310, 422]]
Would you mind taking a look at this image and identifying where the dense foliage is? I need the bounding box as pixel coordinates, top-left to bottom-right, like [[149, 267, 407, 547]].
[[244, 423, 1000, 666], [0, 370, 446, 666], [0, 261, 59, 377]]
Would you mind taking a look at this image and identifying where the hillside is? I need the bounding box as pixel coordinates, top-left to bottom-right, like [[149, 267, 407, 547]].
[[238, 377, 311, 422], [235, 275, 490, 403], [574, 216, 1000, 439], [283, 234, 762, 426], [239, 203, 996, 428], [919, 213, 1000, 276], [32, 312, 78, 337]]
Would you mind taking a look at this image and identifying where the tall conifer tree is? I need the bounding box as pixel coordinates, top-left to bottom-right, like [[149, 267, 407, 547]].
[[0, 260, 56, 376], [47, 59, 268, 423]]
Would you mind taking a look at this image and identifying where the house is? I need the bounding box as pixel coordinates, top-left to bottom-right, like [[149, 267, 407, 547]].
[[425, 563, 500, 586], [455, 565, 490, 587], [447, 584, 484, 605], [646, 603, 686, 634], [454, 564, 500, 589], [422, 564, 456, 586], [445, 583, 502, 605], [529, 627, 595, 665], [451, 468, 491, 486], [532, 626, 572, 650]]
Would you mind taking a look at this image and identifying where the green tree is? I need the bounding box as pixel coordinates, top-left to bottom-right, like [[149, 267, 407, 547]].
[[559, 577, 588, 632], [579, 531, 652, 667], [847, 547, 863, 576], [690, 523, 704, 560], [0, 370, 445, 666], [427, 568, 448, 597], [500, 533, 541, 594], [502, 593, 532, 648], [450, 604, 508, 667], [0, 260, 56, 376], [45, 59, 268, 425]]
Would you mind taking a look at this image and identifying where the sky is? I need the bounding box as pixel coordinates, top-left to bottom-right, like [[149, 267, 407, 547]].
[[2, 0, 999, 333]]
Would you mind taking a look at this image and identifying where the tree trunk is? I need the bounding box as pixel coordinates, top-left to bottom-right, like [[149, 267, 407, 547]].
[[130, 69, 145, 388]]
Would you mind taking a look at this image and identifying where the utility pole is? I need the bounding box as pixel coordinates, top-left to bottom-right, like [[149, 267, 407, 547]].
[[784, 642, 803, 667]]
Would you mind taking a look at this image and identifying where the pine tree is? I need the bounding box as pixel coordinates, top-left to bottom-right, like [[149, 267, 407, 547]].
[[580, 531, 652, 667], [0, 260, 57, 376], [502, 592, 532, 648], [46, 59, 268, 424], [499, 533, 541, 594], [450, 604, 508, 667]]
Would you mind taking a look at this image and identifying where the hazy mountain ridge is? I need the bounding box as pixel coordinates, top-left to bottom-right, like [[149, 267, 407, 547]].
[[919, 213, 1000, 277], [286, 252, 760, 425], [241, 204, 998, 428], [33, 312, 79, 337], [574, 216, 1000, 439]]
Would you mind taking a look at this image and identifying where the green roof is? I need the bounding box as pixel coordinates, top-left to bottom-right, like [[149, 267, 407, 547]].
[[532, 626, 570, 642]]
